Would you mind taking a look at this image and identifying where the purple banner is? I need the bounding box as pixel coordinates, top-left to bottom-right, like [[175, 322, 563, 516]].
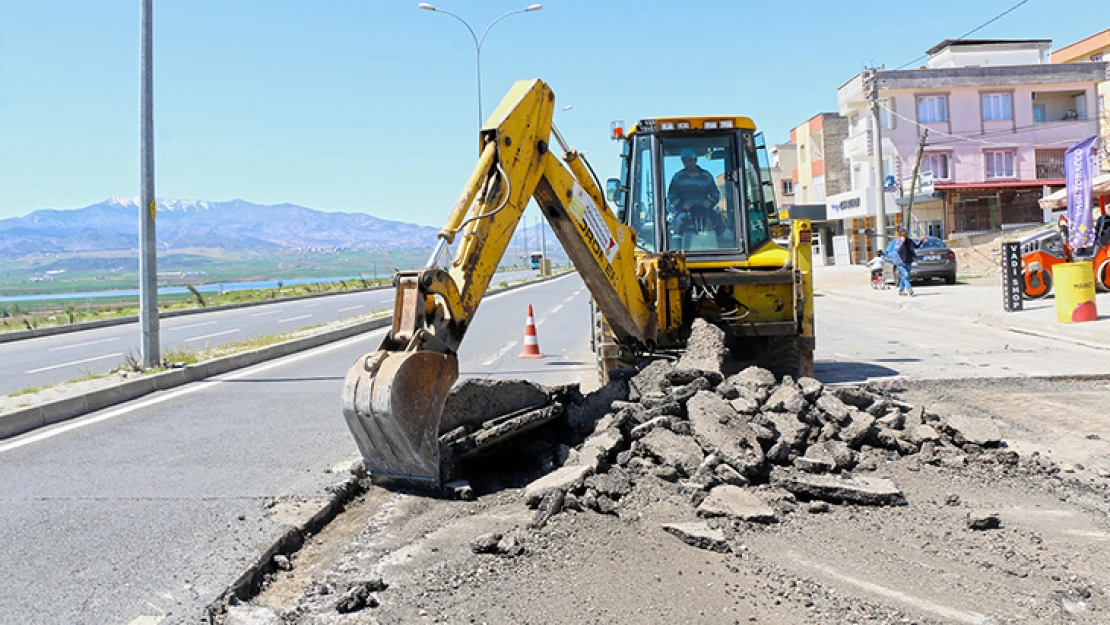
[[1065, 136, 1099, 253]]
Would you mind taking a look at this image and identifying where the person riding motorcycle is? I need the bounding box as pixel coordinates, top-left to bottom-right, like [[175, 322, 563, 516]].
[[667, 148, 725, 240]]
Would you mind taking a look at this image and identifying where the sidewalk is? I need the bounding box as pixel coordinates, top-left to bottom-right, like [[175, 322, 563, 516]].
[[813, 264, 1110, 350]]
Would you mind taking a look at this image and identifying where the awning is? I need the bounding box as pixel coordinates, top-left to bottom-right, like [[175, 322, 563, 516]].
[[936, 179, 1063, 190], [1038, 173, 1110, 209]]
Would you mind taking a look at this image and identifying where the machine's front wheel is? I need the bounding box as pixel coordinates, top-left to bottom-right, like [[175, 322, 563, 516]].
[[590, 299, 634, 385], [1022, 268, 1052, 299]]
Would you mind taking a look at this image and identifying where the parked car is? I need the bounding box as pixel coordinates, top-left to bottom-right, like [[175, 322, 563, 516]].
[[882, 236, 957, 285]]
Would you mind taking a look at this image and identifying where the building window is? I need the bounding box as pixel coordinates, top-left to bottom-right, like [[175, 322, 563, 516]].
[[782, 180, 794, 195], [1092, 53, 1104, 62], [1035, 149, 1066, 179], [812, 175, 826, 203], [921, 153, 950, 180], [918, 95, 948, 123], [985, 150, 1016, 179], [1033, 105, 1046, 123], [1074, 94, 1088, 120], [879, 98, 893, 129], [1099, 95, 1105, 118], [982, 93, 1012, 121]]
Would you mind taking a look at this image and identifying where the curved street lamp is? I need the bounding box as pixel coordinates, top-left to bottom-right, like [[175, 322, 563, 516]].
[[419, 3, 543, 129]]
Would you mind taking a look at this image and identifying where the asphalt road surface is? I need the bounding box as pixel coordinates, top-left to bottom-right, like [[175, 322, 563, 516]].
[[0, 269, 536, 396], [0, 273, 592, 625], [3, 273, 1106, 624]]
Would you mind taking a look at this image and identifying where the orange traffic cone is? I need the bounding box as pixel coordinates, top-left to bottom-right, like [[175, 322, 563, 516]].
[[519, 304, 545, 359]]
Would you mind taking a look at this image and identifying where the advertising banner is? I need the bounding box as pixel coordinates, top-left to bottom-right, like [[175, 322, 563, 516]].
[[1001, 242, 1023, 312], [1065, 136, 1099, 253]]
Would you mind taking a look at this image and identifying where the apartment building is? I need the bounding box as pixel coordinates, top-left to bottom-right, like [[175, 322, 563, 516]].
[[768, 143, 797, 209], [789, 113, 849, 264], [830, 39, 1105, 260], [1051, 28, 1110, 172]]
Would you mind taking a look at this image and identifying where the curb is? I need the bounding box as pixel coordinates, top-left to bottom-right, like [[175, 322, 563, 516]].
[[0, 284, 391, 345], [206, 470, 368, 622], [0, 270, 575, 442]]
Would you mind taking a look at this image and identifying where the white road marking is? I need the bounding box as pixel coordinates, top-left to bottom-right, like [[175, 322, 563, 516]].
[[184, 329, 240, 343], [25, 353, 124, 374], [789, 554, 988, 624], [168, 320, 217, 331], [338, 305, 363, 312], [0, 328, 390, 455], [481, 341, 519, 366], [277, 314, 313, 324], [48, 337, 120, 351], [250, 309, 285, 317], [1, 274, 578, 455], [127, 616, 164, 625]]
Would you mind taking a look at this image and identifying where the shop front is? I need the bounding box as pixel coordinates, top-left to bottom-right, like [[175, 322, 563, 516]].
[[940, 181, 1059, 237]]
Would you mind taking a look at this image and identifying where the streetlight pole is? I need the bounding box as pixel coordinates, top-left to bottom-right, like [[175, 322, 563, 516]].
[[139, 0, 160, 367], [418, 3, 542, 129]]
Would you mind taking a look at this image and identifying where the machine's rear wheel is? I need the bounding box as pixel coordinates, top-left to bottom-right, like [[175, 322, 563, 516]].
[[1022, 268, 1052, 299], [1097, 260, 1110, 292], [757, 336, 805, 380]]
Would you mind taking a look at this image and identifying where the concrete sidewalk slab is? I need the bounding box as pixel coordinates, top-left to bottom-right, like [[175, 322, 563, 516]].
[[813, 264, 1110, 350]]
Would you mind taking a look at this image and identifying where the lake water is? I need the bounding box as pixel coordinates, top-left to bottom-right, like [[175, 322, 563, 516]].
[[0, 275, 369, 304]]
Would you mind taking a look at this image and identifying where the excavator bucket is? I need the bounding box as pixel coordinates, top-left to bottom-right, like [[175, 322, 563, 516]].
[[341, 349, 459, 484]]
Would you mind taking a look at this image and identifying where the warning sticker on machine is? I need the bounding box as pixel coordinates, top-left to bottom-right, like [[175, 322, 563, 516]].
[[569, 183, 618, 263]]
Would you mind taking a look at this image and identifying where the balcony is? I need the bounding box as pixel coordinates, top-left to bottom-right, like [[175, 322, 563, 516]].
[[1032, 90, 1089, 123], [842, 131, 872, 160]]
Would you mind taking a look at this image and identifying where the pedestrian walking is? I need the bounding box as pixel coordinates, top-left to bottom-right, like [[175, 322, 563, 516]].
[[893, 228, 922, 296]]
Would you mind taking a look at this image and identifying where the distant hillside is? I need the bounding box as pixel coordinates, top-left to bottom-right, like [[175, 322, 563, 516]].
[[0, 198, 444, 257], [0, 198, 566, 261]]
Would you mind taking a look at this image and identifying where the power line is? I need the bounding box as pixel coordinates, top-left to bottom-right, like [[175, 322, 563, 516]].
[[878, 103, 1091, 150], [895, 0, 1032, 70]]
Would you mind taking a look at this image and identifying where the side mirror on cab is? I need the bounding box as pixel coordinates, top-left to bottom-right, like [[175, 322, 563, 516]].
[[606, 178, 620, 204]]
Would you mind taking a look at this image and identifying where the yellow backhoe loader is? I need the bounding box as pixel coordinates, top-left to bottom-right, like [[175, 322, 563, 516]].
[[342, 79, 814, 485]]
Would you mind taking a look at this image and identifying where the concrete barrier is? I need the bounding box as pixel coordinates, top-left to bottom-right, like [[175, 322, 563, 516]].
[[0, 270, 574, 441]]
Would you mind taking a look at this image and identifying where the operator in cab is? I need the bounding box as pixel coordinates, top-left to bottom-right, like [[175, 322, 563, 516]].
[[667, 148, 725, 238]]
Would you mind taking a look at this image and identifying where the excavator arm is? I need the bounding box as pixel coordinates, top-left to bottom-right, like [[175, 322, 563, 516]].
[[342, 79, 656, 484]]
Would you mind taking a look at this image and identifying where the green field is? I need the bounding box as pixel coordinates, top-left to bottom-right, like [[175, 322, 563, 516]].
[[0, 248, 537, 331]]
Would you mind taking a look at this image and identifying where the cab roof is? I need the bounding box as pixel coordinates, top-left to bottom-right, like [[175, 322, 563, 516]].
[[628, 116, 757, 136]]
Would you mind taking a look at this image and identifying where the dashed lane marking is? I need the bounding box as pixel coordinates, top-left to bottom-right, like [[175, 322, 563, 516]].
[[184, 329, 240, 343], [337, 305, 364, 312], [276, 314, 313, 324], [481, 341, 520, 366], [25, 353, 124, 374], [249, 309, 285, 317], [48, 337, 120, 351], [168, 320, 217, 331]]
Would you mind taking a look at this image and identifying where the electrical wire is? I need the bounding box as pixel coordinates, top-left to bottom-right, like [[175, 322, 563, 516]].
[[453, 160, 512, 232], [894, 0, 1031, 70]]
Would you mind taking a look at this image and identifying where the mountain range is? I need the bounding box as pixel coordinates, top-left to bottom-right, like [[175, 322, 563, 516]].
[[0, 198, 445, 258]]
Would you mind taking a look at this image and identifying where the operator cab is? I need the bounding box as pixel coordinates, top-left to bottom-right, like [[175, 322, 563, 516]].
[[607, 116, 778, 260]]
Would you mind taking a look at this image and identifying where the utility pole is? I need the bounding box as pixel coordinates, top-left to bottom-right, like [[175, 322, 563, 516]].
[[867, 67, 889, 254], [904, 129, 929, 235], [540, 213, 548, 274], [139, 0, 160, 368]]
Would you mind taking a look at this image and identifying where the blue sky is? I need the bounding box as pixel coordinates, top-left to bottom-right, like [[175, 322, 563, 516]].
[[0, 0, 1104, 225]]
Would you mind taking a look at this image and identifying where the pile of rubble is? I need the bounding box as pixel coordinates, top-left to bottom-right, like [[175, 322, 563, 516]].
[[502, 319, 1014, 543]]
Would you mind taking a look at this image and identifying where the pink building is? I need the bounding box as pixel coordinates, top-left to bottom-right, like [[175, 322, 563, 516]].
[[832, 39, 1106, 243]]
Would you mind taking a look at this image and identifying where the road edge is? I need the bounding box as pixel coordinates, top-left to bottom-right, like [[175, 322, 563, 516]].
[[0, 271, 574, 441]]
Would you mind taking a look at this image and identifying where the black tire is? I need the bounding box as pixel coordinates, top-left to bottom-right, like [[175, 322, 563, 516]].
[[756, 336, 803, 379], [945, 274, 956, 285], [1022, 268, 1052, 300], [1097, 260, 1110, 292]]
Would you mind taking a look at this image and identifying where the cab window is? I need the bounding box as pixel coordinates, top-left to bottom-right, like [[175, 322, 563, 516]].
[[741, 132, 771, 250], [660, 135, 739, 252], [629, 134, 656, 253]]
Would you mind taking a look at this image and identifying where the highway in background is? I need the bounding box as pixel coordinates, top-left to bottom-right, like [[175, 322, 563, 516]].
[[0, 273, 592, 624], [0, 269, 536, 396]]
